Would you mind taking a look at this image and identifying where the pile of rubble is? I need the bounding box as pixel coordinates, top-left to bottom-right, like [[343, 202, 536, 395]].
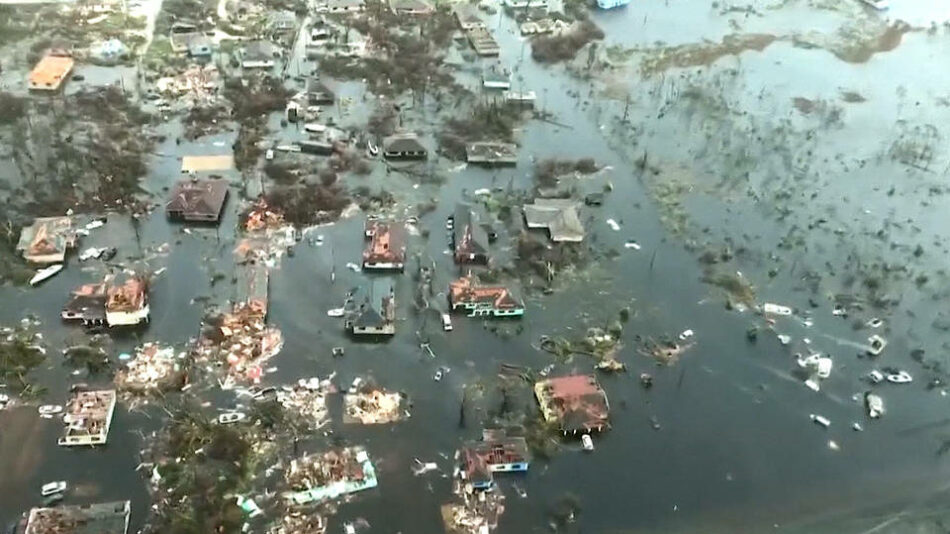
[[155, 65, 221, 104], [114, 342, 185, 394], [284, 447, 378, 505], [195, 304, 283, 382], [441, 483, 506, 534], [343, 385, 407, 424], [277, 377, 335, 429], [244, 199, 286, 233]]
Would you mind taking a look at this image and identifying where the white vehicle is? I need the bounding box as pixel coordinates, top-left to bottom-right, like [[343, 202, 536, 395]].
[[38, 405, 63, 416], [433, 370, 443, 381], [798, 353, 832, 379], [868, 370, 885, 384], [41, 481, 67, 496], [265, 149, 275, 160], [865, 392, 885, 418], [30, 264, 63, 287], [327, 308, 345, 317], [763, 303, 793, 316], [218, 412, 246, 424], [441, 313, 453, 331], [0, 393, 9, 404], [886, 370, 913, 384], [581, 434, 594, 451], [809, 414, 831, 428], [867, 335, 887, 356], [861, 0, 889, 10]]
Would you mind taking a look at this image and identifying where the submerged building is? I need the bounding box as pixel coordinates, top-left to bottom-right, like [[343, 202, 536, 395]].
[[348, 280, 396, 335], [16, 217, 76, 264], [534, 375, 609, 435], [25, 501, 130, 534], [59, 389, 117, 446], [449, 273, 524, 318], [362, 221, 407, 271], [460, 429, 530, 490]]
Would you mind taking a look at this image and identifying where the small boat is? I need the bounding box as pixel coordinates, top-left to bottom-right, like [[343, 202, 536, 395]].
[[38, 405, 63, 416], [30, 264, 63, 286], [886, 370, 913, 384], [217, 412, 246, 424], [581, 434, 594, 451], [366, 140, 379, 157], [809, 414, 831, 428], [79, 247, 105, 261], [331, 347, 345, 357], [441, 313, 453, 331], [867, 335, 887, 356], [867, 370, 884, 383], [40, 481, 67, 497], [304, 123, 327, 134], [433, 370, 443, 382], [327, 308, 345, 317]]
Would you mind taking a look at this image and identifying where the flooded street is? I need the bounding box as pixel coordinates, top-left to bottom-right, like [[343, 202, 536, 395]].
[[4, 0, 950, 533]]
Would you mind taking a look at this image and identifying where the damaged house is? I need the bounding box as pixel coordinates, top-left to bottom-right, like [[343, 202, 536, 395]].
[[453, 4, 485, 31], [105, 277, 150, 327], [534, 375, 609, 435], [28, 50, 74, 92], [522, 198, 585, 242], [240, 40, 282, 68], [24, 501, 130, 534], [449, 273, 524, 318], [453, 203, 491, 264], [59, 389, 117, 446], [348, 280, 396, 336], [382, 132, 428, 160], [390, 0, 433, 15], [362, 221, 407, 271], [166, 178, 229, 223], [16, 217, 76, 264], [307, 78, 335, 105], [466, 142, 518, 166], [459, 429, 530, 490], [62, 282, 108, 327], [285, 447, 378, 505]]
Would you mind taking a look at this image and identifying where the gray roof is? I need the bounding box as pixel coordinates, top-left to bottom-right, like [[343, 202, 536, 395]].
[[383, 133, 427, 154], [523, 199, 583, 242], [454, 203, 489, 255]]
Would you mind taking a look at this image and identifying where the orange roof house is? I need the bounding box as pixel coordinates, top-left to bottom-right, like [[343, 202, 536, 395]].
[[28, 53, 75, 92], [534, 375, 609, 434], [361, 221, 406, 271], [448, 273, 523, 318]]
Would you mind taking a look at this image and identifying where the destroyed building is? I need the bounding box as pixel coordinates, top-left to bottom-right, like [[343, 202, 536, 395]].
[[449, 273, 524, 318], [24, 501, 130, 534], [114, 343, 184, 394], [362, 221, 407, 271], [165, 178, 230, 223], [466, 142, 518, 166], [197, 302, 283, 382], [344, 386, 407, 424], [237, 262, 269, 317], [62, 282, 108, 327], [348, 280, 396, 336], [28, 51, 74, 92], [534, 375, 609, 435], [105, 277, 150, 327], [465, 27, 500, 57], [453, 203, 491, 264], [459, 429, 530, 490], [16, 217, 77, 264], [59, 389, 117, 446], [285, 447, 378, 505], [523, 198, 585, 242], [382, 133, 428, 160], [240, 40, 282, 69], [453, 4, 486, 31], [307, 78, 335, 105]]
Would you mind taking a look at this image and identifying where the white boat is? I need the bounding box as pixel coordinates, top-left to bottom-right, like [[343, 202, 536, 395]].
[[798, 354, 832, 379], [868, 370, 884, 383], [581, 434, 594, 451], [40, 481, 67, 497], [265, 149, 275, 160], [217, 412, 246, 424], [304, 123, 327, 134], [441, 313, 453, 331], [860, 0, 888, 10], [886, 370, 913, 384], [433, 370, 443, 381], [38, 404, 63, 416], [763, 303, 793, 316], [867, 335, 887, 356], [809, 414, 831, 428], [79, 247, 105, 261], [327, 308, 345, 317], [30, 264, 63, 286]]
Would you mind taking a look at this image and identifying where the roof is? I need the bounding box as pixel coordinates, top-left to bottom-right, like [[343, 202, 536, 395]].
[[354, 280, 394, 328], [243, 40, 281, 61], [523, 198, 583, 242], [29, 54, 74, 90], [449, 273, 522, 309], [307, 78, 334, 98], [453, 4, 483, 25], [107, 278, 148, 312], [64, 283, 108, 318], [181, 155, 234, 173], [25, 501, 130, 534], [363, 221, 407, 264], [390, 0, 432, 11], [383, 133, 427, 154], [535, 375, 609, 433], [16, 217, 73, 259], [166, 178, 229, 219], [454, 203, 489, 256]]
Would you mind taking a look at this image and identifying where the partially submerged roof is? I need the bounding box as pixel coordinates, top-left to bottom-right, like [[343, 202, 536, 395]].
[[16, 217, 74, 261], [166, 178, 230, 221], [454, 203, 490, 256], [523, 198, 584, 242], [29, 54, 74, 91], [181, 154, 234, 173], [382, 133, 427, 154], [25, 501, 130, 534], [535, 375, 609, 433], [390, 0, 432, 12]]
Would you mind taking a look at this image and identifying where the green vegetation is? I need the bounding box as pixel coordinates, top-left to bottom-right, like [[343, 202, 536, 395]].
[[0, 327, 47, 392]]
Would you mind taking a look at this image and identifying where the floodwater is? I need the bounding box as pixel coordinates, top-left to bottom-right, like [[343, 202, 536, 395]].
[[5, 1, 950, 533]]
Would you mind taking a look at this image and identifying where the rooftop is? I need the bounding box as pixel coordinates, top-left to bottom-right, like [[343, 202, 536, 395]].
[[166, 178, 229, 221], [59, 389, 117, 446], [181, 154, 234, 173], [28, 54, 74, 91], [362, 221, 407, 267], [523, 198, 584, 242], [449, 273, 522, 309], [25, 501, 130, 534], [16, 217, 75, 262], [106, 278, 148, 313], [535, 375, 609, 433]]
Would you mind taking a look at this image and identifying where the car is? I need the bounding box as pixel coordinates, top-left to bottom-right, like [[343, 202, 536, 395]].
[[40, 481, 67, 497], [218, 412, 246, 424], [441, 313, 453, 331], [265, 149, 275, 160], [581, 434, 594, 451], [38, 405, 63, 416], [867, 370, 884, 384]]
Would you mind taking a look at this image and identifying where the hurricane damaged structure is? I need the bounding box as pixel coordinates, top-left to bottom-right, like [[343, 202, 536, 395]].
[[382, 132, 428, 160], [466, 142, 518, 166], [523, 199, 585, 242], [453, 203, 491, 264], [362, 220, 407, 271], [449, 273, 524, 318], [24, 501, 130, 534], [534, 375, 609, 435], [459, 429, 530, 490], [284, 447, 378, 505], [62, 282, 108, 327], [344, 385, 407, 424], [115, 343, 184, 394], [28, 50, 74, 92], [59, 389, 117, 446], [105, 277, 150, 327], [16, 217, 77, 264], [348, 280, 396, 335], [165, 178, 230, 223]]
